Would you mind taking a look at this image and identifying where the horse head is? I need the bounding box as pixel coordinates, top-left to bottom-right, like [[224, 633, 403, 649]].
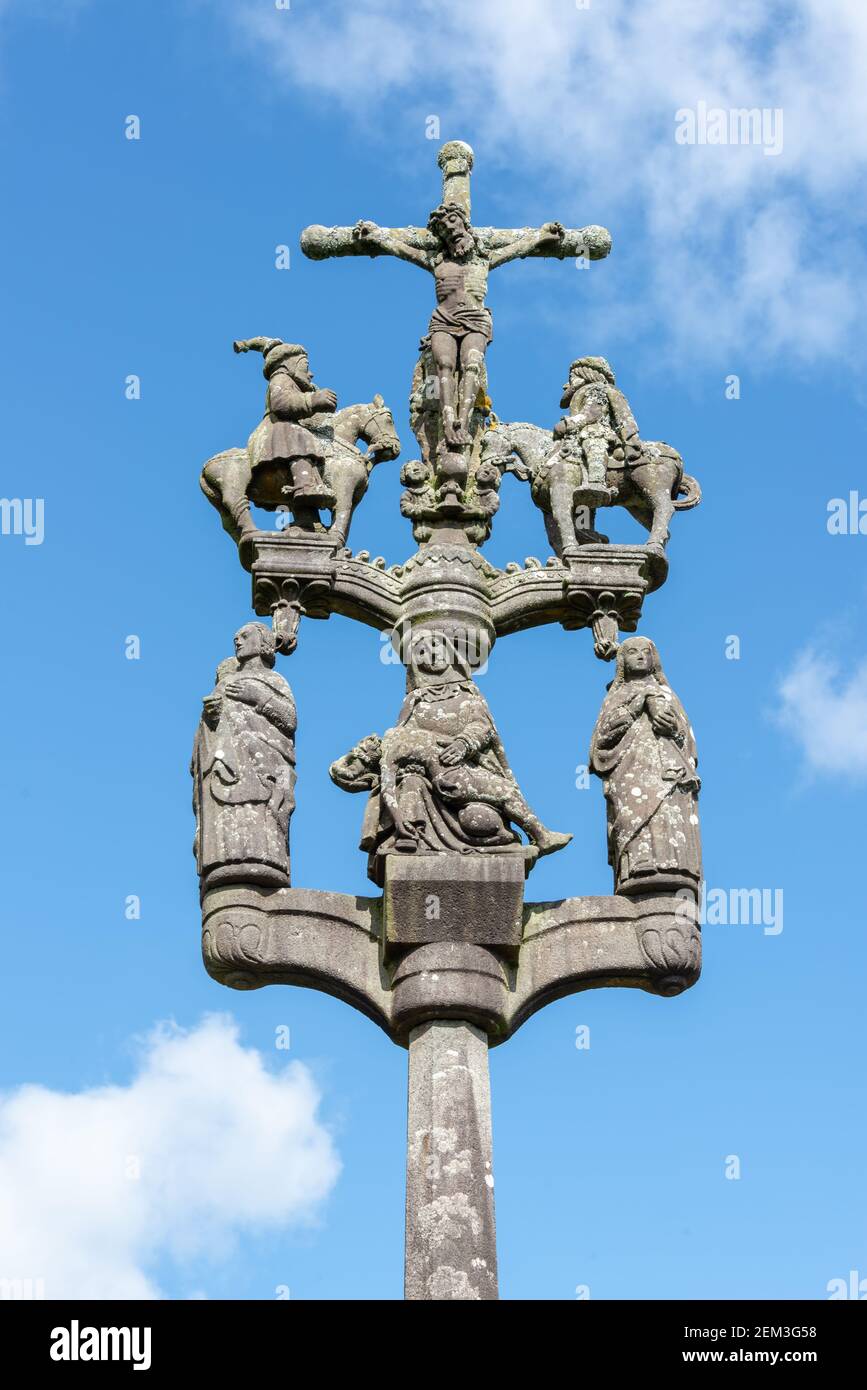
[[362, 394, 401, 463], [480, 420, 548, 483], [332, 396, 400, 465]]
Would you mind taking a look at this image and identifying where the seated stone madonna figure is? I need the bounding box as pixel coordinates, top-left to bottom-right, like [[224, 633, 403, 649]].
[[330, 630, 570, 880]]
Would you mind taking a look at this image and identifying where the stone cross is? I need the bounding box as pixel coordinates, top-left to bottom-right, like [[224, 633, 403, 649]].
[[194, 140, 703, 1301], [301, 141, 611, 450], [300, 139, 611, 261]]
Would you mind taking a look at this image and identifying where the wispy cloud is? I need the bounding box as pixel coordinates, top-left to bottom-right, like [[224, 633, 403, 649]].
[[220, 0, 867, 366], [0, 1015, 340, 1298], [777, 648, 867, 779]]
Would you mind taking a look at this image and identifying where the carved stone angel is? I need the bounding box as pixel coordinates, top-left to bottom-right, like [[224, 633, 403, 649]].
[[590, 636, 701, 896], [191, 623, 297, 893]]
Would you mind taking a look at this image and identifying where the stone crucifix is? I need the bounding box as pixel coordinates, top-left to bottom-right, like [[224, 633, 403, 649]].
[[195, 138, 703, 1301], [301, 141, 612, 449]]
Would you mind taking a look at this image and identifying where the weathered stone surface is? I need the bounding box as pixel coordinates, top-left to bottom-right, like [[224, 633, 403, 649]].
[[246, 529, 662, 663], [195, 137, 706, 1303], [480, 359, 701, 563], [404, 1021, 498, 1300], [510, 890, 701, 1028], [191, 624, 296, 894], [200, 884, 701, 1041], [301, 141, 611, 546], [383, 853, 525, 961], [590, 636, 702, 896], [201, 884, 390, 1030], [391, 942, 510, 1038], [200, 339, 400, 555], [329, 628, 570, 880]]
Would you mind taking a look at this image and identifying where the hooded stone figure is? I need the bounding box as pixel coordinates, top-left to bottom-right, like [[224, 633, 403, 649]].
[[330, 629, 570, 881], [191, 622, 297, 892], [590, 635, 701, 896]]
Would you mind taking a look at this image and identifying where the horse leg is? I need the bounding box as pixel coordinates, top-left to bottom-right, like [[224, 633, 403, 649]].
[[547, 462, 580, 559], [630, 464, 678, 550], [200, 450, 254, 543], [332, 472, 365, 547], [617, 473, 672, 554], [542, 506, 563, 557]]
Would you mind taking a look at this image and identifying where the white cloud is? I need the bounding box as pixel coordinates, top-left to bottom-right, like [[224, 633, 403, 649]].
[[222, 0, 867, 365], [0, 1015, 340, 1299], [777, 649, 867, 778]]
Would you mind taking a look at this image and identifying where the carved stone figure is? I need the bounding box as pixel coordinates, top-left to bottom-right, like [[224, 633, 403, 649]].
[[196, 140, 707, 1303], [237, 336, 337, 519], [191, 623, 297, 892], [590, 636, 701, 895], [552, 355, 637, 511], [302, 144, 610, 546], [481, 358, 701, 556], [330, 630, 571, 883], [200, 339, 400, 547], [320, 211, 565, 449]]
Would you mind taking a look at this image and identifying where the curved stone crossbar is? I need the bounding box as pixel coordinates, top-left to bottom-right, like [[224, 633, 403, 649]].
[[202, 886, 391, 1034], [201, 884, 701, 1048], [507, 893, 701, 1037], [246, 532, 663, 664]]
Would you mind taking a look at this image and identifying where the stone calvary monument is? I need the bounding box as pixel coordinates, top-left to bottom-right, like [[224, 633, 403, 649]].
[[193, 141, 703, 1300]]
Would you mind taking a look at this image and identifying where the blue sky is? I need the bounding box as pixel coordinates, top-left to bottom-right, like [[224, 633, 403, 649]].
[[0, 0, 865, 1299]]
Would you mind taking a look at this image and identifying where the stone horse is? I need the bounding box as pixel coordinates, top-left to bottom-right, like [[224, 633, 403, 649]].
[[480, 420, 700, 556], [201, 396, 401, 547]]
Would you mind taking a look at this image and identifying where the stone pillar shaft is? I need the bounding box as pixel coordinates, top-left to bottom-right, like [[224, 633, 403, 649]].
[[404, 1020, 498, 1300]]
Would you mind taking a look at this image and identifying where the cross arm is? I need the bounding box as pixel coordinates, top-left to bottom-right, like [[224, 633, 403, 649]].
[[199, 882, 700, 1047], [479, 223, 612, 264], [301, 222, 436, 269]]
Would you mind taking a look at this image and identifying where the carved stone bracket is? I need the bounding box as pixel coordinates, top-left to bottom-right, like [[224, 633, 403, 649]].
[[201, 882, 701, 1047], [250, 532, 402, 642], [247, 532, 663, 662], [491, 543, 661, 650], [562, 586, 644, 660], [252, 577, 304, 655]]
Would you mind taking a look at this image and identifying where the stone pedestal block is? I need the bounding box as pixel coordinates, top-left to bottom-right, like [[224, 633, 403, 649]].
[[383, 852, 525, 962]]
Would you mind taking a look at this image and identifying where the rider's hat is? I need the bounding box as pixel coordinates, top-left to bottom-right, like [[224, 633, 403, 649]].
[[233, 337, 307, 379], [569, 355, 615, 383]]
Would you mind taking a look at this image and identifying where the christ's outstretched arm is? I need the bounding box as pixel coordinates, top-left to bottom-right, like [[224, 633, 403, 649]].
[[488, 222, 566, 269], [300, 220, 435, 270]]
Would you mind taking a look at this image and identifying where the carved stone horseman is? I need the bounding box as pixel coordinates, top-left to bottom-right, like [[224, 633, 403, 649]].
[[553, 355, 640, 517], [481, 357, 701, 556], [200, 339, 400, 551], [590, 636, 701, 896], [191, 623, 297, 893], [235, 337, 338, 527], [330, 630, 571, 885]]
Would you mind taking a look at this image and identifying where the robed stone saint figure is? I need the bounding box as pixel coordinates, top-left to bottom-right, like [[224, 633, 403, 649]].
[[191, 623, 297, 892], [590, 636, 701, 896]]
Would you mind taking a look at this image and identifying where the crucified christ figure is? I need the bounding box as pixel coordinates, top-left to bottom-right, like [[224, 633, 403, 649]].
[[301, 142, 611, 453], [351, 204, 565, 447]]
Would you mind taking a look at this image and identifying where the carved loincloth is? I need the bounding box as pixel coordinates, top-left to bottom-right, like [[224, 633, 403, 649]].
[[428, 302, 493, 343]]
